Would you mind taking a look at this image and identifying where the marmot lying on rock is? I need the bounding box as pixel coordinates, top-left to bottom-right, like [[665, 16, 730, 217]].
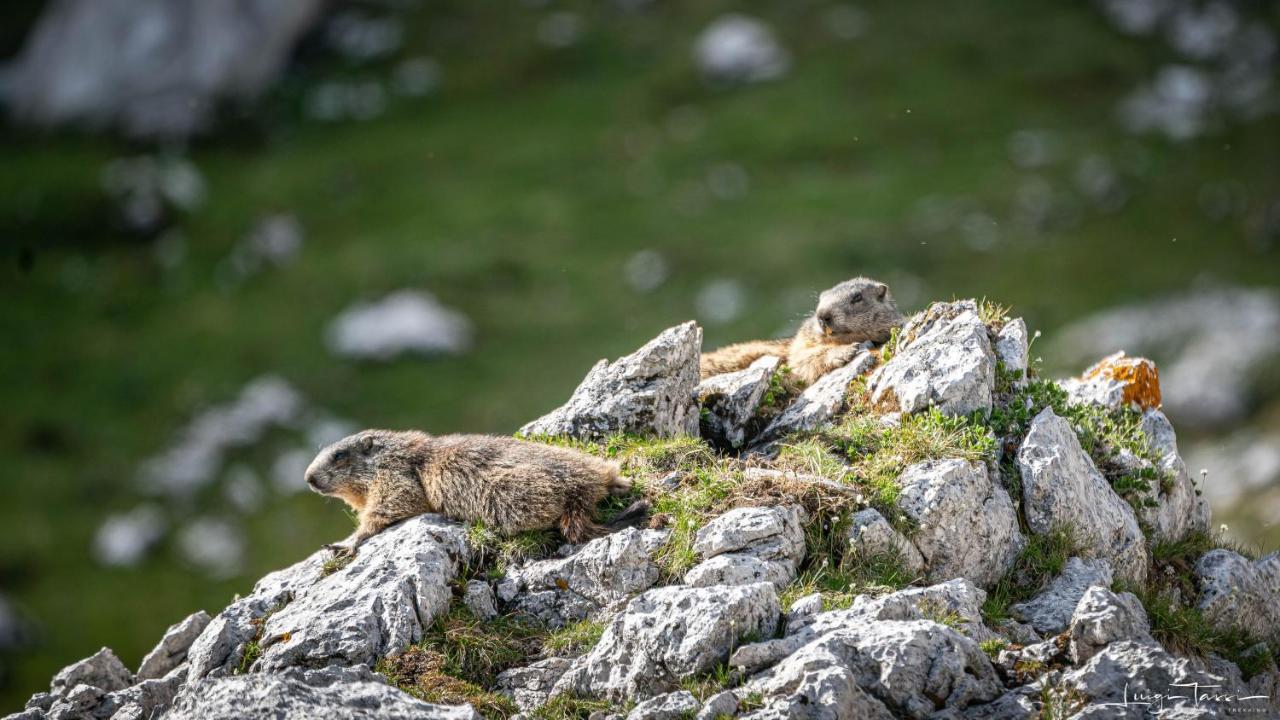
[[701, 276, 904, 385], [306, 429, 636, 555]]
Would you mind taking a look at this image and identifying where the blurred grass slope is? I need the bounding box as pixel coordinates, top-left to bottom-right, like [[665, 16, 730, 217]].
[[1, 0, 1277, 709]]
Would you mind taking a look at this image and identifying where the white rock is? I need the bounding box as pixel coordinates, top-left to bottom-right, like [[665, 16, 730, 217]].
[[495, 658, 574, 712], [521, 322, 702, 440], [896, 459, 1023, 588], [1195, 549, 1280, 643], [1009, 557, 1113, 635], [627, 691, 700, 720], [869, 301, 996, 416], [499, 528, 665, 628], [464, 581, 498, 621], [845, 508, 926, 577], [685, 506, 806, 589], [696, 690, 738, 720], [745, 620, 1001, 719], [754, 352, 875, 445], [1059, 641, 1254, 715], [4, 0, 324, 139], [993, 317, 1029, 381], [1017, 407, 1148, 584], [166, 665, 478, 720], [326, 290, 473, 361], [1068, 585, 1152, 664], [256, 515, 468, 671], [697, 355, 780, 448], [694, 15, 790, 84], [1137, 409, 1211, 543], [554, 583, 780, 701], [50, 647, 132, 697], [94, 664, 186, 720], [137, 611, 210, 680]]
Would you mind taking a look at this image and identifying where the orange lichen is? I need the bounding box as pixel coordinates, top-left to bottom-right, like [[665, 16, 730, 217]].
[[1082, 351, 1162, 411]]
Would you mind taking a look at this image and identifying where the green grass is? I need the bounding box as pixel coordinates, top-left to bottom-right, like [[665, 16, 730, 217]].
[[376, 607, 546, 718], [982, 528, 1082, 623], [526, 694, 617, 720], [465, 522, 562, 580], [542, 620, 605, 658], [2, 0, 1278, 706]]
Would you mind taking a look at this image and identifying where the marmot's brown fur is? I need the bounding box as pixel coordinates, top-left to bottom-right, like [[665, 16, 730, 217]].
[[701, 277, 904, 385], [305, 429, 630, 555]]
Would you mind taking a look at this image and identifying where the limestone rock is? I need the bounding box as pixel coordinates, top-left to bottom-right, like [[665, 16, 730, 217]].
[[869, 301, 995, 416], [1068, 586, 1152, 664], [495, 658, 574, 712], [1017, 407, 1147, 584], [685, 506, 805, 589], [1138, 409, 1211, 543], [993, 318, 1030, 382], [555, 583, 780, 701], [50, 647, 132, 697], [626, 691, 700, 720], [741, 660, 893, 720], [845, 509, 925, 577], [1195, 549, 1280, 643], [1009, 557, 1113, 635], [744, 620, 1002, 719], [754, 353, 875, 446], [165, 665, 479, 720], [732, 579, 997, 673], [695, 690, 739, 720], [137, 611, 210, 680], [497, 528, 666, 628], [95, 665, 186, 720], [256, 515, 468, 671], [1058, 641, 1260, 716], [185, 515, 465, 679], [895, 459, 1023, 588], [697, 355, 779, 449], [464, 580, 498, 621], [1062, 351, 1164, 412], [520, 322, 702, 439]]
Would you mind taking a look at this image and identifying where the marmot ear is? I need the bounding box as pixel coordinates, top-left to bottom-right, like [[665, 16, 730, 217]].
[[361, 435, 377, 454], [876, 283, 888, 300]]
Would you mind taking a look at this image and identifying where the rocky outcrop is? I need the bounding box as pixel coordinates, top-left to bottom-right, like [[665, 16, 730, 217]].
[[744, 619, 1002, 719], [869, 300, 996, 416], [1009, 557, 1113, 635], [521, 322, 702, 439], [753, 352, 875, 447], [3, 0, 325, 139], [1067, 585, 1153, 664], [136, 611, 210, 681], [844, 508, 925, 577], [1017, 407, 1148, 583], [16, 297, 1280, 720], [685, 506, 806, 589], [895, 459, 1023, 588], [166, 666, 477, 720], [554, 583, 779, 701], [696, 355, 779, 449], [1195, 549, 1280, 643], [1062, 351, 1163, 412], [496, 528, 667, 628]]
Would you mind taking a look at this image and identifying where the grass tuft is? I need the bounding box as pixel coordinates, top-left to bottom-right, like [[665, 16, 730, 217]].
[[542, 620, 605, 658], [982, 528, 1081, 623]]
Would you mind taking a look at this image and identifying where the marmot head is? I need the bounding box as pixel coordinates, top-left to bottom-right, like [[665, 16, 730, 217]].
[[305, 429, 427, 505], [813, 276, 904, 343]]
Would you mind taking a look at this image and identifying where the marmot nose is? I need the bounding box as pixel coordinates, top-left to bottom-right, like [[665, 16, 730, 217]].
[[305, 472, 319, 489], [818, 312, 833, 330]]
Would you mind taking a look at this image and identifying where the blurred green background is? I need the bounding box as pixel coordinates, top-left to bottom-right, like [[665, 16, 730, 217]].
[[1, 0, 1278, 711]]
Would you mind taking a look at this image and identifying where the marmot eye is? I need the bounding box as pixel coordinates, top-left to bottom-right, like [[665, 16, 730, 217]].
[[333, 450, 349, 462], [851, 292, 863, 304]]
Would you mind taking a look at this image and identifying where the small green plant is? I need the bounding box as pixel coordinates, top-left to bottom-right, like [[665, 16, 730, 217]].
[[236, 639, 262, 675], [980, 638, 1008, 657], [917, 598, 965, 630], [543, 620, 605, 657], [679, 661, 736, 701], [527, 694, 617, 720], [977, 297, 1011, 330], [321, 552, 355, 577], [983, 528, 1081, 623], [465, 522, 560, 579]]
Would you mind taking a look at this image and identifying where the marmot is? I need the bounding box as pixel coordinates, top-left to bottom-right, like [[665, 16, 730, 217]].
[[305, 429, 633, 555], [701, 277, 904, 385]]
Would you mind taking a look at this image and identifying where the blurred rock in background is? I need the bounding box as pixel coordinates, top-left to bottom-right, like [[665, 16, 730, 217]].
[[2, 0, 324, 139]]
